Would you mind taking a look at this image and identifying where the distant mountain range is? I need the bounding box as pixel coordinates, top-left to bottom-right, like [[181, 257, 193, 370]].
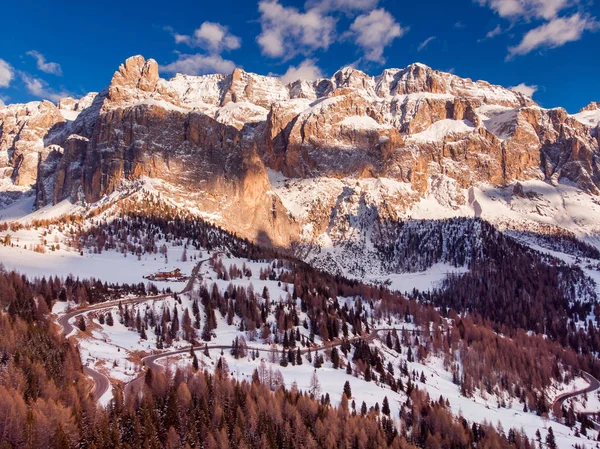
[[1, 55, 599, 277]]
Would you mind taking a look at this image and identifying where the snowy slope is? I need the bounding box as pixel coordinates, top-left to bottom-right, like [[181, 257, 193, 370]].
[[52, 249, 598, 449], [572, 109, 600, 127]]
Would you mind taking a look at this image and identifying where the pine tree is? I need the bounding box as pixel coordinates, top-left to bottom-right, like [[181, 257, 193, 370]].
[[280, 351, 288, 367], [314, 351, 321, 368], [283, 331, 289, 349], [331, 347, 340, 369], [231, 337, 239, 359], [566, 404, 576, 427], [545, 427, 557, 449], [382, 396, 390, 416], [343, 381, 352, 399], [202, 320, 212, 341]]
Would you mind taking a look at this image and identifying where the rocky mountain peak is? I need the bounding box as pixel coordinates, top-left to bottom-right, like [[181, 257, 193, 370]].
[[221, 67, 288, 108], [110, 55, 159, 92], [332, 66, 373, 90], [391, 63, 446, 95], [106, 55, 180, 107], [580, 102, 600, 112]]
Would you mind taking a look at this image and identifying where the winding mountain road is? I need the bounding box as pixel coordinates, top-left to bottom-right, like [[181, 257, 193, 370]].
[[56, 257, 210, 402], [82, 366, 111, 402], [124, 327, 396, 399], [552, 371, 600, 428]]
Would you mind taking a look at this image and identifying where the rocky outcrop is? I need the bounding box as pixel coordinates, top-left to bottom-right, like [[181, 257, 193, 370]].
[[580, 102, 600, 112], [58, 93, 97, 113], [106, 56, 181, 107], [221, 68, 288, 108], [0, 101, 66, 188]]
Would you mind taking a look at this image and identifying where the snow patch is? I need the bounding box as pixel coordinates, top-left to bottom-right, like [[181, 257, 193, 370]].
[[409, 119, 476, 142], [339, 115, 391, 130], [572, 109, 600, 127]]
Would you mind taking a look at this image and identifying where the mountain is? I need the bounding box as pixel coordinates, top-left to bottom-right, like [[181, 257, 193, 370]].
[[1, 55, 599, 276], [3, 56, 600, 449]]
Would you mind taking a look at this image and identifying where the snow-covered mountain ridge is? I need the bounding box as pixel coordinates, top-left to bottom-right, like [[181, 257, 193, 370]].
[[1, 55, 599, 279]]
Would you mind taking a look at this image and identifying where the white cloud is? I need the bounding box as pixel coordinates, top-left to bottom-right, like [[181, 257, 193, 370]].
[[304, 0, 378, 13], [508, 13, 599, 57], [20, 73, 72, 102], [417, 36, 436, 51], [486, 25, 503, 38], [0, 59, 14, 88], [348, 8, 407, 63], [160, 53, 236, 75], [454, 21, 466, 28], [0, 98, 5, 107], [510, 82, 538, 97], [280, 59, 323, 84], [174, 22, 241, 53], [256, 0, 336, 59], [26, 50, 63, 76], [476, 0, 573, 20]]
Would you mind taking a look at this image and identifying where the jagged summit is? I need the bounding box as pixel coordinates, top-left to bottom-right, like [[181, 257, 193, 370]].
[[1, 55, 533, 110], [111, 55, 160, 91], [580, 101, 600, 112]]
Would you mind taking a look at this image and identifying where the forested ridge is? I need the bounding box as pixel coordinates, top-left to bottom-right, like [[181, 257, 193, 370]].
[[380, 217, 600, 358], [0, 267, 540, 448]]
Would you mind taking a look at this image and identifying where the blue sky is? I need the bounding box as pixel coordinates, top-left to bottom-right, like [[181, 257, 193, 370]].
[[0, 0, 598, 112]]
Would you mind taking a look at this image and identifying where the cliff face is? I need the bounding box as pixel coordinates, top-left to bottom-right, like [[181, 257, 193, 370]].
[[1, 55, 599, 255], [0, 100, 65, 188]]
